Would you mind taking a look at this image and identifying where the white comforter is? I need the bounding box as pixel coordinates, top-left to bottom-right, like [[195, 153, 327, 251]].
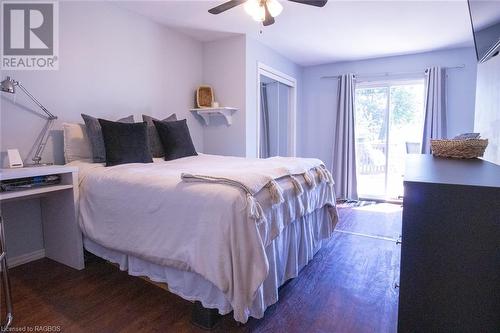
[[70, 154, 336, 323]]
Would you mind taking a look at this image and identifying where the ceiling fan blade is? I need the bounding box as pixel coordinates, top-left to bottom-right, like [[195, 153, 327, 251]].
[[287, 0, 328, 7], [208, 0, 246, 14], [263, 2, 275, 26]]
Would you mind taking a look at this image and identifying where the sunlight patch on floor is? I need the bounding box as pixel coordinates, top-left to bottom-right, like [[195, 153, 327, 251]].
[[353, 203, 402, 213]]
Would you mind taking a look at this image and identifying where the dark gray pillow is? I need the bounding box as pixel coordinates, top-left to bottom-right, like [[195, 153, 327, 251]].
[[81, 114, 134, 163], [142, 114, 177, 158], [153, 119, 197, 161], [98, 119, 153, 167]]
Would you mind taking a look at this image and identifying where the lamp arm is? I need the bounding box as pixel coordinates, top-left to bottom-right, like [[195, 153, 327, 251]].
[[16, 82, 57, 120], [31, 117, 56, 165], [11, 80, 58, 165]]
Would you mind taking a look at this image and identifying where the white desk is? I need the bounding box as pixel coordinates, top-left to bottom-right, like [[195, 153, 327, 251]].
[[0, 166, 84, 270]]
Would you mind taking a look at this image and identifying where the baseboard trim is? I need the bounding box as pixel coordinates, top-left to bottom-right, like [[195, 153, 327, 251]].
[[7, 249, 46, 268]]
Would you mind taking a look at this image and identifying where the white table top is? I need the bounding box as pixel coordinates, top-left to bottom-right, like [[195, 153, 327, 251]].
[[0, 165, 78, 181]]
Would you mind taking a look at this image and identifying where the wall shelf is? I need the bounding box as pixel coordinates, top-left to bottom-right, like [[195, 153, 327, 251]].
[[190, 107, 237, 126]]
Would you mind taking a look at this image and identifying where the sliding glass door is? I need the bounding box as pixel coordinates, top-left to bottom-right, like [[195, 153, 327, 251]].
[[355, 79, 425, 200]]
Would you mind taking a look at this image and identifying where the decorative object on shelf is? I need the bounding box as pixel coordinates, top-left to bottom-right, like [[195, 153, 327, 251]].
[[196, 86, 214, 108], [190, 107, 237, 126], [431, 138, 488, 159], [211, 101, 220, 108], [1, 76, 57, 166]]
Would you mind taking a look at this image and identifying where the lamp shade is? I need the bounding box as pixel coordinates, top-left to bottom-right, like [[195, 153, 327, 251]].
[[267, 0, 283, 17], [244, 0, 265, 22], [1, 77, 16, 94]]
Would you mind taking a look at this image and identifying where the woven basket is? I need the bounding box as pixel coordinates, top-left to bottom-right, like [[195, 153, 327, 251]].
[[196, 86, 214, 108], [430, 139, 488, 159]]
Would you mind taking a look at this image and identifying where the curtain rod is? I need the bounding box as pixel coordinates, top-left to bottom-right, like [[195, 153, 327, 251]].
[[320, 64, 465, 80]]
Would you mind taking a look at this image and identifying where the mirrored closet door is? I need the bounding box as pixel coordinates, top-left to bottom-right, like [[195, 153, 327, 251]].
[[259, 76, 292, 158]]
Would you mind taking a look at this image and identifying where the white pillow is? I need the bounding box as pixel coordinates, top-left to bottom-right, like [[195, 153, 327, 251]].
[[62, 122, 92, 163]]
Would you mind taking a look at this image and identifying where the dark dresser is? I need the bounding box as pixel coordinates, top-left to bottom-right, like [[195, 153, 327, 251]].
[[398, 155, 500, 333]]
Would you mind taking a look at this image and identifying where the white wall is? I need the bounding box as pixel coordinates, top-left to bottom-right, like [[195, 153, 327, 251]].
[[474, 54, 500, 165], [299, 47, 478, 169], [202, 36, 247, 156], [0, 1, 204, 166], [0, 1, 205, 260]]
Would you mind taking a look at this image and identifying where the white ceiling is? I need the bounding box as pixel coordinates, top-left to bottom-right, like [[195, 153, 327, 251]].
[[117, 0, 475, 66]]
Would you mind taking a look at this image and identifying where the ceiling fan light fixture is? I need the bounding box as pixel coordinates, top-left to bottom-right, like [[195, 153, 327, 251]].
[[252, 9, 266, 22], [244, 0, 265, 21], [267, 0, 283, 17], [208, 0, 325, 24]]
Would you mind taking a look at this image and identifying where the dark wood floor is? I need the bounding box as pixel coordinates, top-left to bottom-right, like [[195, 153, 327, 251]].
[[4, 204, 401, 333]]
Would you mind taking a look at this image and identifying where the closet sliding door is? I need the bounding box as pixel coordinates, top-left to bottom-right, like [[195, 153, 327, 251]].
[[260, 81, 291, 158]]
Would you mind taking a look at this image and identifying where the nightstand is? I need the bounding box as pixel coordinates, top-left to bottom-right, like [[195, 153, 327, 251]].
[[0, 165, 84, 269], [0, 165, 85, 331]]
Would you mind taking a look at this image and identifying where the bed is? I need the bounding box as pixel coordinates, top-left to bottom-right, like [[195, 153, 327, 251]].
[[67, 140, 337, 325]]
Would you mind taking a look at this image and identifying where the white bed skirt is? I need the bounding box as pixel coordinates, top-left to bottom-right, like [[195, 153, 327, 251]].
[[84, 206, 334, 321]]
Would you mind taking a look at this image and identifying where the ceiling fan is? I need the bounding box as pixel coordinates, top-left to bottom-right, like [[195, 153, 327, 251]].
[[208, 0, 328, 26]]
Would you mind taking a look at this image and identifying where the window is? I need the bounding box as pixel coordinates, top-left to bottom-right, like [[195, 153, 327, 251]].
[[355, 78, 425, 200]]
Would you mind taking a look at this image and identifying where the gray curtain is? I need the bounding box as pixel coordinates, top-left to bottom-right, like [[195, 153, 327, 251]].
[[421, 66, 446, 153], [260, 83, 271, 158], [333, 74, 358, 200]]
